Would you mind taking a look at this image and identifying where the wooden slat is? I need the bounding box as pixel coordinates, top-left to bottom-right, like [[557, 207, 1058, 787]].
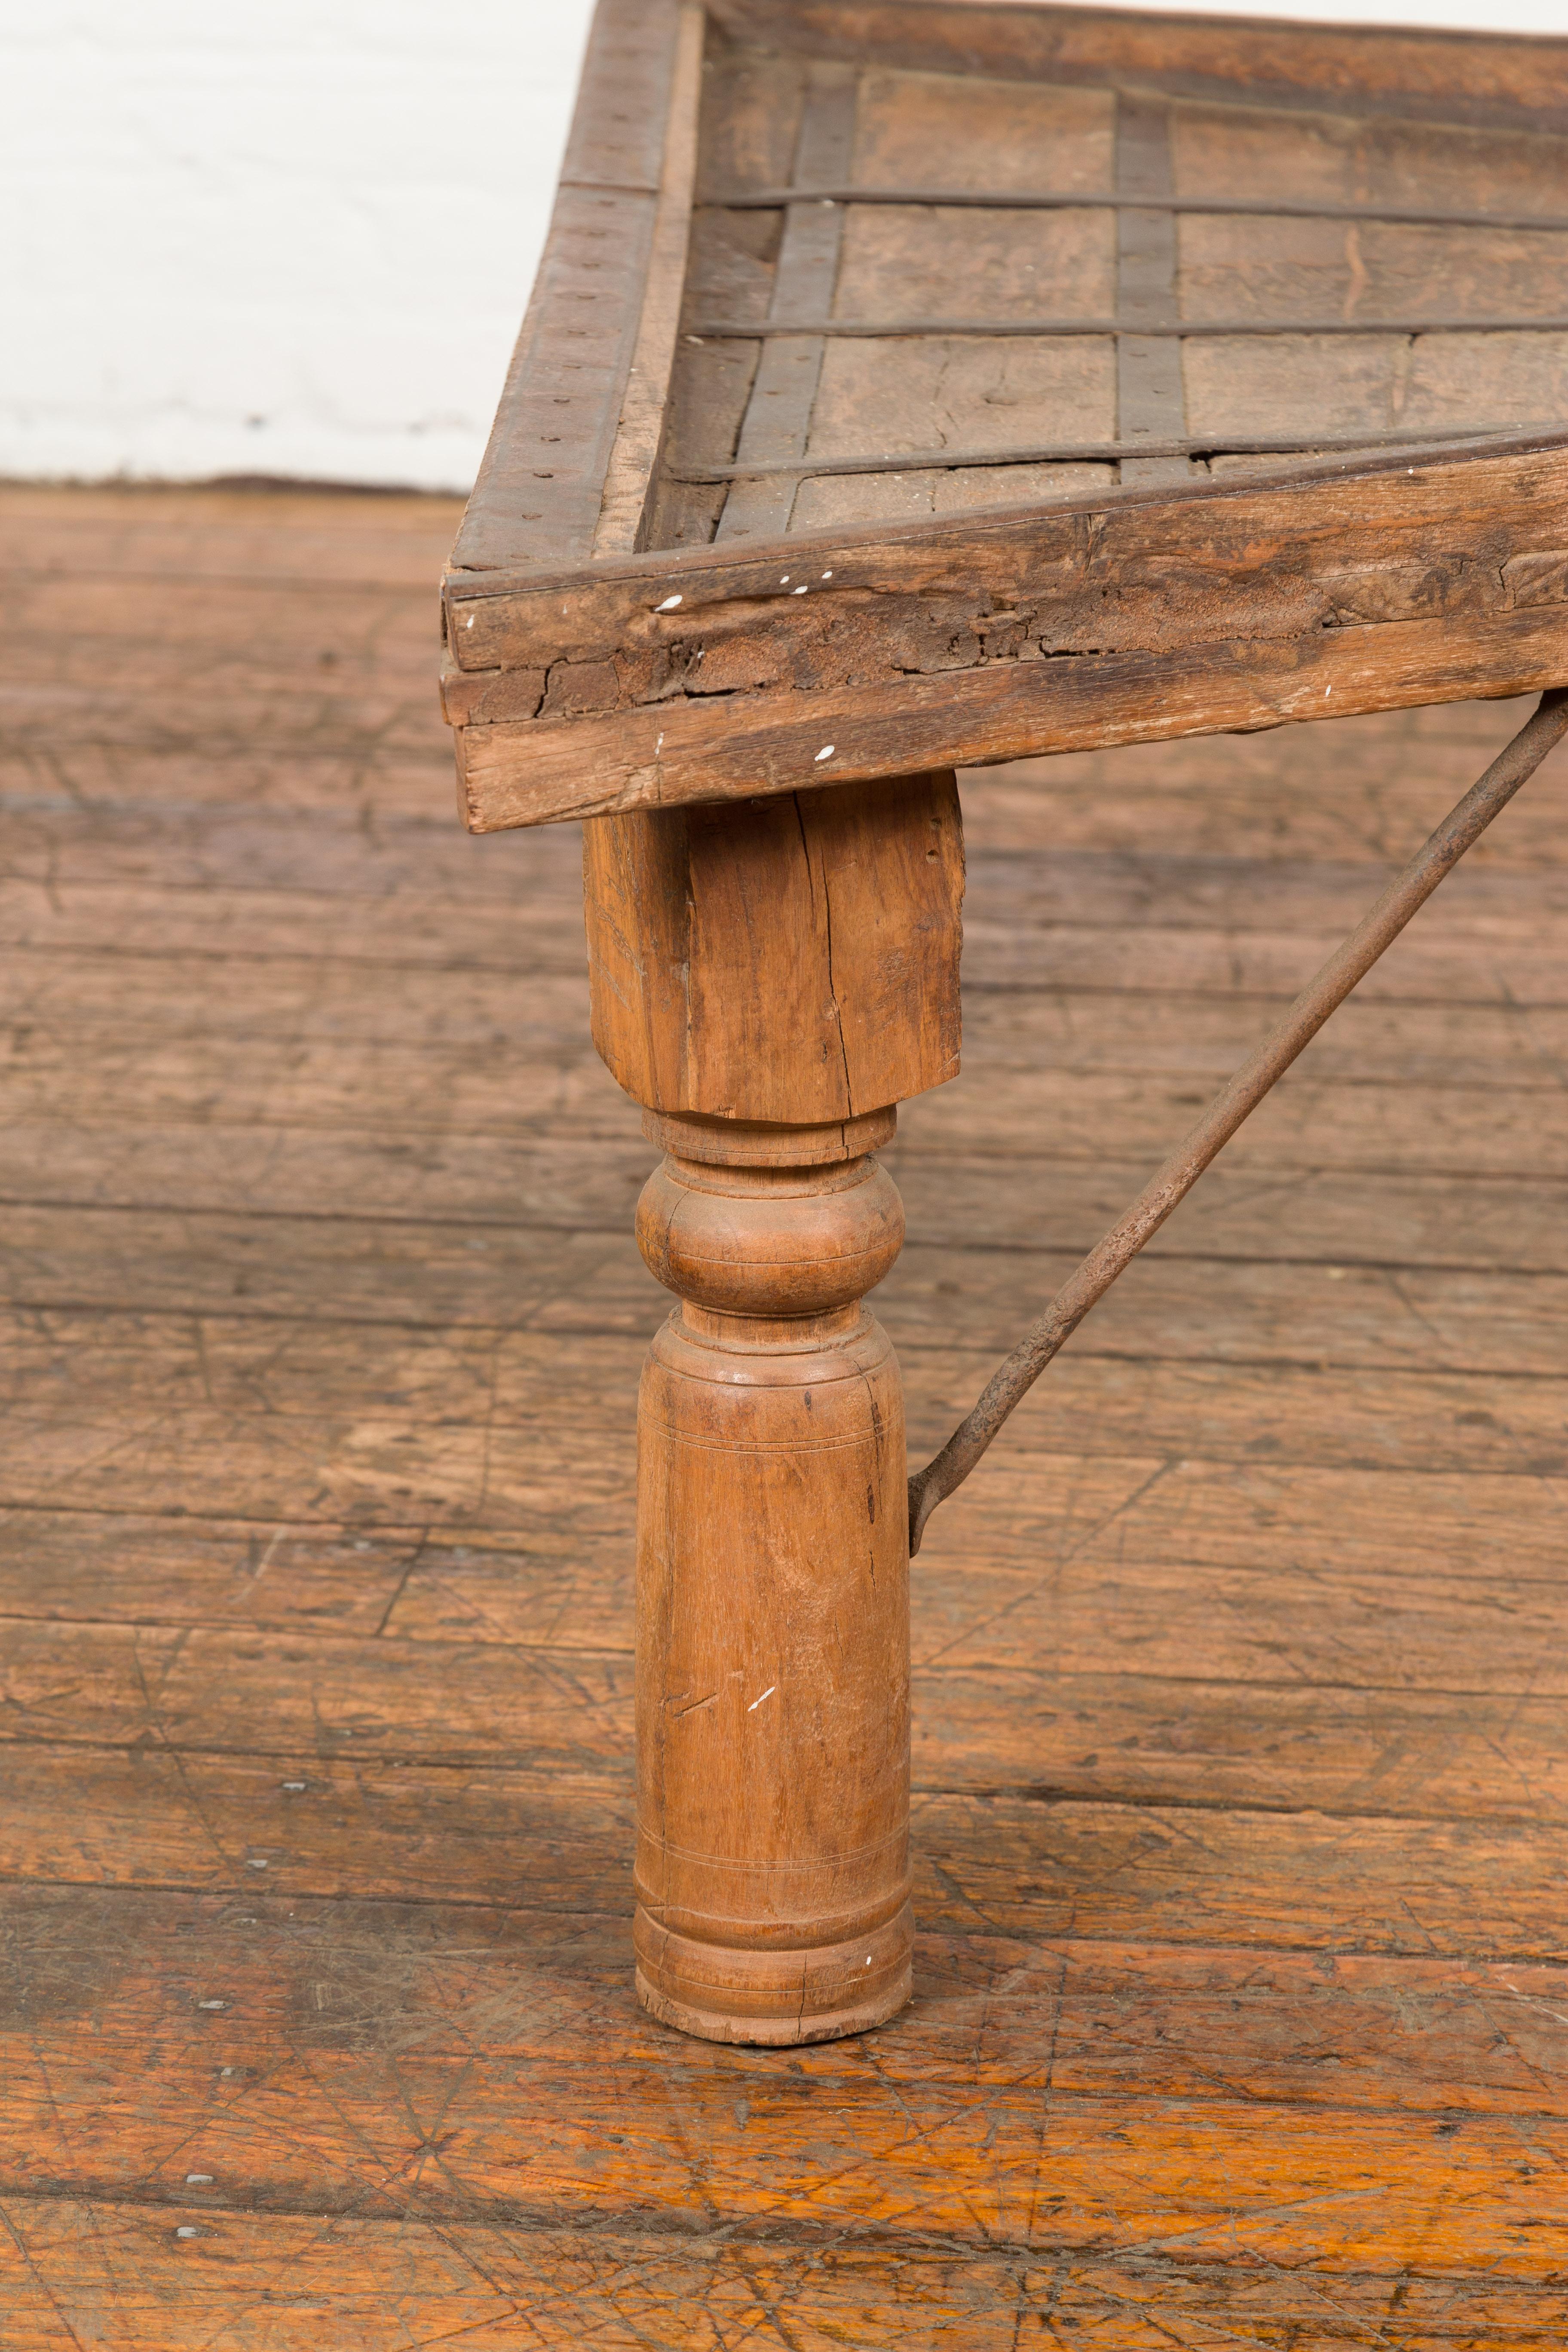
[[447, 0, 683, 575], [448, 432, 1568, 657], [671, 421, 1567, 478], [710, 0, 1568, 139], [445, 432, 1568, 828], [457, 598, 1568, 829], [14, 1917, 1568, 2248], [713, 62, 860, 540], [591, 4, 707, 557]]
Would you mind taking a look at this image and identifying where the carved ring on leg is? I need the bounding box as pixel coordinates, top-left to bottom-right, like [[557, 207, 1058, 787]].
[[632, 1115, 913, 2045]]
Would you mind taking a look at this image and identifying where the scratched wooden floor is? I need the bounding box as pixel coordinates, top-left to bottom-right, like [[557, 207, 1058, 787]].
[[5, 482, 1568, 2348]]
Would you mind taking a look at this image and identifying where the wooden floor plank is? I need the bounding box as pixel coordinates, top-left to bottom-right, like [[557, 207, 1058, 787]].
[[22, 942, 1568, 1066], [10, 480, 1568, 2343], [6, 1237, 1568, 1388], [11, 1158, 1568, 1284], [2, 2213, 1567, 2352], [15, 1145, 1568, 1296], [6, 1892, 1568, 2113], [961, 690, 1568, 868], [8, 1615, 1568, 1822], [14, 1038, 1568, 1188], [9, 1740, 1568, 1958]]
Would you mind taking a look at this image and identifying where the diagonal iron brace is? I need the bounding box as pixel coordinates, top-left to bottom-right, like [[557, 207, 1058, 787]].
[[909, 686, 1568, 1555]]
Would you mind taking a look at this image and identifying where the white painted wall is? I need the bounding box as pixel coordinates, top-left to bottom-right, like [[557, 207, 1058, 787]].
[[0, 0, 1560, 493], [0, 0, 599, 492]]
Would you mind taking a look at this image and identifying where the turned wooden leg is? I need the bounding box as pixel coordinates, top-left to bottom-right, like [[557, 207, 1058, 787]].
[[633, 1111, 910, 2042], [582, 770, 964, 2045]]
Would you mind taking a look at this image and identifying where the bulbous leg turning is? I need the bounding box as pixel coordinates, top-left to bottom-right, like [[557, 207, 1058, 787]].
[[577, 772, 964, 2045], [631, 1118, 912, 2044]]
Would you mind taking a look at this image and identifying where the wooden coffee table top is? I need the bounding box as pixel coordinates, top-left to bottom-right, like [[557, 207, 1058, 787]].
[[440, 0, 1568, 830]]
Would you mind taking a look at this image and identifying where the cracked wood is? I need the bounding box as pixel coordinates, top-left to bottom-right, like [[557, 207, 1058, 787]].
[[445, 434, 1568, 828], [582, 769, 962, 1122]]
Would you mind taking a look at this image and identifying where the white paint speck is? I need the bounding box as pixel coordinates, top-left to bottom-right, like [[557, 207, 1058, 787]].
[[821, 571, 832, 579], [656, 594, 683, 611], [814, 745, 835, 763], [1325, 686, 1332, 697], [655, 732, 665, 755], [780, 575, 790, 585], [792, 584, 808, 594], [198, 2000, 227, 2011], [282, 1781, 306, 1792], [462, 612, 474, 628], [747, 1684, 777, 1713], [865, 1955, 873, 1966], [245, 1858, 269, 1870], [176, 2226, 201, 2240], [186, 2174, 213, 2186]]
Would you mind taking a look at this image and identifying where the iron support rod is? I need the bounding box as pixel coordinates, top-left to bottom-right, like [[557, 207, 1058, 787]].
[[908, 687, 1568, 1556]]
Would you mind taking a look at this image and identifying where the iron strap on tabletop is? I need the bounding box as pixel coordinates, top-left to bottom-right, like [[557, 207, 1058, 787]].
[[907, 688, 1568, 1553], [693, 119, 1568, 496], [689, 315, 1568, 340], [669, 423, 1559, 482], [711, 187, 1568, 233]]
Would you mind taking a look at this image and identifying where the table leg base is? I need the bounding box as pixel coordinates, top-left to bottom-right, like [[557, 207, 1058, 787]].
[[634, 1905, 913, 2046]]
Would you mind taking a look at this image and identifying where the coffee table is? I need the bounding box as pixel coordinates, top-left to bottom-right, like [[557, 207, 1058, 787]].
[[441, 0, 1568, 2044]]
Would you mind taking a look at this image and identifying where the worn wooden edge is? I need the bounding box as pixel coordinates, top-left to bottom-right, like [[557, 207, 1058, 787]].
[[592, 5, 708, 560], [441, 434, 1568, 826], [444, 427, 1568, 621], [446, 0, 685, 576], [454, 605, 1568, 832], [709, 0, 1568, 138]]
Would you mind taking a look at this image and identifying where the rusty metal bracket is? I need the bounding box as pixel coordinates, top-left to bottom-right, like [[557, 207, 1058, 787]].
[[908, 687, 1568, 1556]]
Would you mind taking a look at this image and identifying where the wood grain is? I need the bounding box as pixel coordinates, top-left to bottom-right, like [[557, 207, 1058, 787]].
[[448, 0, 684, 575], [4, 2199, 1568, 2351], [584, 777, 964, 2041], [15, 475, 1568, 2338], [591, 5, 707, 558], [443, 0, 1568, 830], [583, 769, 963, 1121], [447, 434, 1568, 828], [713, 61, 859, 542], [710, 1, 1568, 139]]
